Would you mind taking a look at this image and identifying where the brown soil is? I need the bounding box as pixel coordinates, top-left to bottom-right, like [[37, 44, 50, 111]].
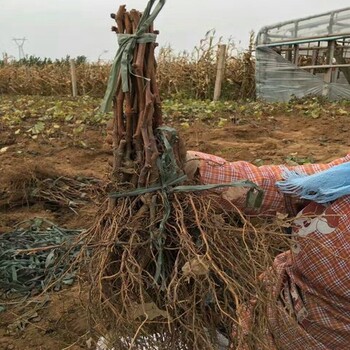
[[1, 110, 349, 350]]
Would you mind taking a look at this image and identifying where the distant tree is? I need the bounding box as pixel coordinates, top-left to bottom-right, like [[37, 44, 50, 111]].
[[0, 54, 89, 67], [76, 55, 87, 65]]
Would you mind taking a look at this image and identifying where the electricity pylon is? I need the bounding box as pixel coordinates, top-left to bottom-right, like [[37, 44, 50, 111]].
[[12, 38, 27, 59]]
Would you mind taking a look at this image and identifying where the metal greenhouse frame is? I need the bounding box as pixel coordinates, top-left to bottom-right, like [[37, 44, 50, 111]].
[[256, 7, 350, 102]]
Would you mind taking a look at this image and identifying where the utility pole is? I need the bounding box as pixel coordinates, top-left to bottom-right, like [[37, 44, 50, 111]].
[[98, 49, 109, 62], [12, 38, 27, 59]]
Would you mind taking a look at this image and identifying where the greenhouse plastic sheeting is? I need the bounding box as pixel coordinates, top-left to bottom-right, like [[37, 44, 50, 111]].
[[256, 47, 350, 102], [257, 7, 350, 45]]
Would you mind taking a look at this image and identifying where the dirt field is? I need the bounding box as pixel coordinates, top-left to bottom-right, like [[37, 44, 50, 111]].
[[1, 96, 350, 349]]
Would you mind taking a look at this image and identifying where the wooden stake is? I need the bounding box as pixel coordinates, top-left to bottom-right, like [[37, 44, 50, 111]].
[[70, 59, 77, 97], [323, 40, 335, 97], [213, 45, 226, 101]]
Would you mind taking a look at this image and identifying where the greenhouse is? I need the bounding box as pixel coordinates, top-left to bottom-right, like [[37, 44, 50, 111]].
[[256, 7, 350, 102]]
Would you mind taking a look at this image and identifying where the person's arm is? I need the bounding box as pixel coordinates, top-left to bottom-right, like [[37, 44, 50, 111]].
[[185, 151, 350, 216]]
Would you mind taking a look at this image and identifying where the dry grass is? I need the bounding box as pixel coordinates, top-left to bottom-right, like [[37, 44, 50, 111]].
[[0, 32, 255, 100], [0, 161, 104, 210], [157, 31, 255, 100], [0, 63, 109, 96]]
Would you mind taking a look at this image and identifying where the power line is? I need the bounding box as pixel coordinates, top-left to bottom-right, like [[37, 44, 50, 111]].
[[12, 37, 27, 59]]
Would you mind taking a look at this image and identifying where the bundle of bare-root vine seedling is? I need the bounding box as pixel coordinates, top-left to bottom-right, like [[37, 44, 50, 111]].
[[76, 1, 290, 349]]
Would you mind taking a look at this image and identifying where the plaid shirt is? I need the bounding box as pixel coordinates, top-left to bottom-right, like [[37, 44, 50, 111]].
[[187, 151, 350, 349]]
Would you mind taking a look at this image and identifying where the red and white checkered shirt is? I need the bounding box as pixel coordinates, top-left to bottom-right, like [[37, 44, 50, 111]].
[[188, 151, 350, 349]]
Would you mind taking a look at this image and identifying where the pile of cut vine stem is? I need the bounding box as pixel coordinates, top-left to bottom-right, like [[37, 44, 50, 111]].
[[74, 1, 291, 349]]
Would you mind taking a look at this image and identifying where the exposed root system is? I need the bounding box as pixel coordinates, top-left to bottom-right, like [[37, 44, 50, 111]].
[[76, 192, 289, 349]]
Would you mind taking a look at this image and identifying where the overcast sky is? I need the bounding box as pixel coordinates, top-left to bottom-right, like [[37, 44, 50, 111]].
[[1, 0, 349, 61]]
